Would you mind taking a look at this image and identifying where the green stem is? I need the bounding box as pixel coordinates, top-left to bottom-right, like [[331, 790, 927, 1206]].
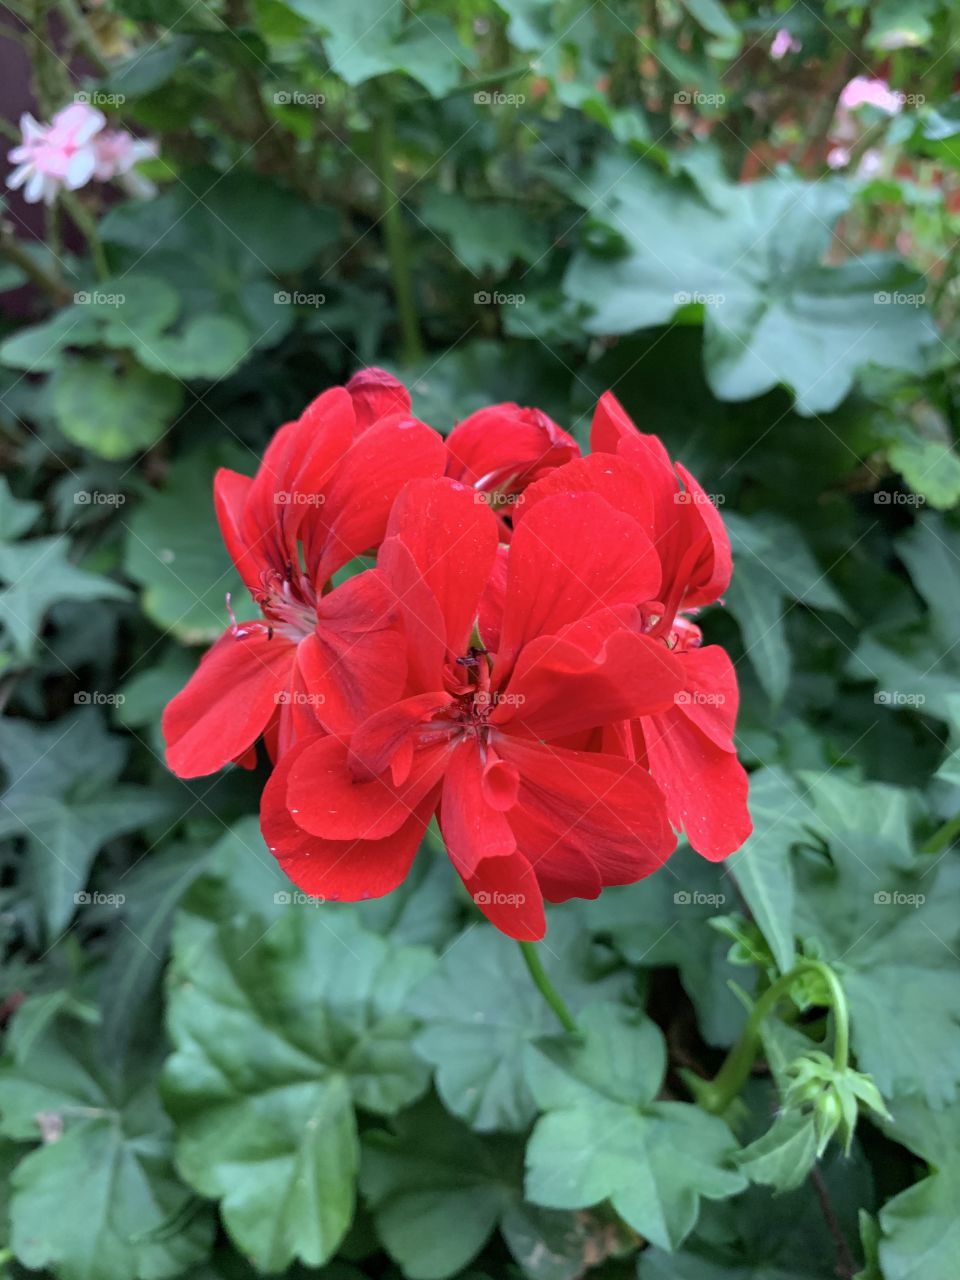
[[921, 810, 960, 854], [0, 222, 71, 303], [58, 0, 109, 74], [697, 959, 849, 1115], [372, 94, 424, 367], [62, 194, 109, 281], [518, 941, 578, 1034]]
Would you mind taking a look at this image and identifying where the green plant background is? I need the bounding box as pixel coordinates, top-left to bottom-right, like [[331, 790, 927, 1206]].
[[2, 2, 960, 1278]]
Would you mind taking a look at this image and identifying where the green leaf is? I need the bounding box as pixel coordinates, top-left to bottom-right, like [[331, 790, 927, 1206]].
[[734, 1110, 820, 1192], [0, 534, 129, 660], [0, 710, 173, 936], [885, 421, 960, 510], [51, 358, 183, 460], [408, 913, 632, 1132], [876, 1097, 960, 1280], [420, 190, 549, 275], [131, 315, 251, 380], [794, 774, 960, 1106], [124, 447, 256, 643], [564, 161, 935, 413], [723, 511, 851, 704], [581, 847, 748, 1046], [524, 1005, 745, 1249], [361, 1095, 521, 1280], [0, 478, 40, 541], [726, 768, 817, 973], [0, 1002, 213, 1280], [163, 908, 434, 1271]]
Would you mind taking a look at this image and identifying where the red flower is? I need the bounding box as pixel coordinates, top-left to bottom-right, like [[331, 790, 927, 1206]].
[[444, 403, 579, 529], [515, 392, 750, 858], [162, 373, 445, 778], [261, 477, 687, 940]]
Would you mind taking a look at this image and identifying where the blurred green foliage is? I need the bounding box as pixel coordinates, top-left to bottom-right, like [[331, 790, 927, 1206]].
[[2, 1, 960, 1278]]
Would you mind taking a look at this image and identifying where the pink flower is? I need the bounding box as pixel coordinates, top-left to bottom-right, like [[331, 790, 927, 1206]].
[[7, 104, 105, 205], [92, 129, 157, 182], [6, 101, 158, 205], [839, 76, 902, 115], [770, 29, 801, 60], [826, 146, 851, 170]]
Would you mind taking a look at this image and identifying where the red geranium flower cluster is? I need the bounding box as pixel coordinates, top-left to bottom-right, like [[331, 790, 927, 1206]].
[[163, 370, 751, 939]]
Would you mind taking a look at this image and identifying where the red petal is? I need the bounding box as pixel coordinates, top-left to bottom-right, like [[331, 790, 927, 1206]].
[[445, 404, 579, 494], [298, 570, 408, 737], [439, 739, 516, 877], [494, 492, 662, 683], [641, 708, 752, 860], [494, 735, 676, 897], [261, 740, 433, 901], [163, 623, 295, 778], [285, 732, 449, 841], [346, 367, 412, 432], [382, 477, 499, 656], [213, 468, 264, 594], [308, 416, 446, 585], [517, 453, 656, 542], [455, 850, 546, 941], [493, 611, 685, 740], [348, 692, 455, 780]]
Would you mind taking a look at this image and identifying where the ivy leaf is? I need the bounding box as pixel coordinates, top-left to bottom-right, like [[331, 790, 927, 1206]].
[[0, 534, 129, 661], [723, 511, 851, 705], [361, 1095, 521, 1280], [564, 159, 935, 414], [0, 478, 40, 541], [877, 1097, 960, 1280], [726, 768, 817, 973], [0, 1001, 213, 1280], [0, 710, 173, 935], [795, 775, 960, 1107], [163, 908, 435, 1271], [51, 358, 183, 460], [408, 913, 632, 1132], [124, 447, 256, 644], [524, 1005, 745, 1249]]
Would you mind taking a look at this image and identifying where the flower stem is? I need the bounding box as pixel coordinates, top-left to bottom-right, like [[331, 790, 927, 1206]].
[[62, 194, 109, 281], [372, 93, 424, 367], [696, 959, 850, 1115], [921, 810, 960, 855], [518, 941, 578, 1034]]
